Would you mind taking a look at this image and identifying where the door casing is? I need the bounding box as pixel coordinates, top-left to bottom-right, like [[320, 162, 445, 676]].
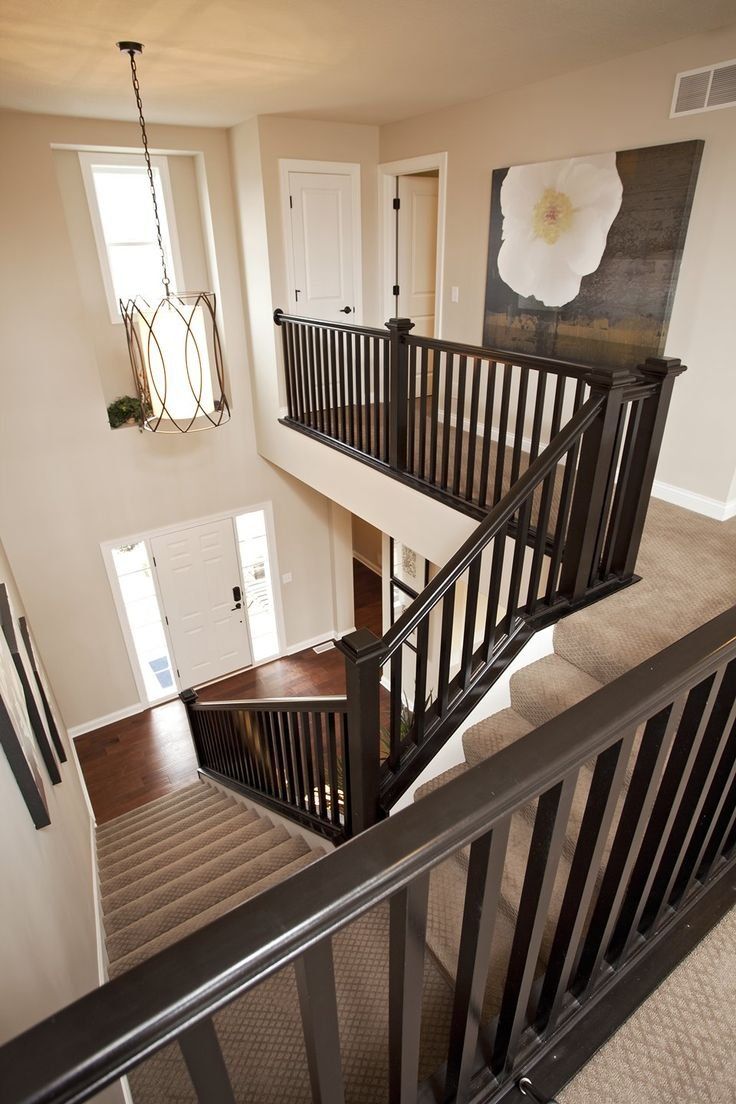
[[101, 503, 286, 708], [378, 152, 448, 334], [279, 159, 364, 323]]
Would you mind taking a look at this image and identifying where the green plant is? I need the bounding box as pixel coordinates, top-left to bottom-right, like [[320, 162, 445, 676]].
[[107, 395, 144, 429], [381, 690, 435, 746]]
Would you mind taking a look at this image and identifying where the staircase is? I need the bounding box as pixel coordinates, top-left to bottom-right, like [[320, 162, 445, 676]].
[[98, 781, 325, 979]]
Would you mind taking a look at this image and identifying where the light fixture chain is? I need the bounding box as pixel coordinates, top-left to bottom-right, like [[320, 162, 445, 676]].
[[127, 50, 171, 296]]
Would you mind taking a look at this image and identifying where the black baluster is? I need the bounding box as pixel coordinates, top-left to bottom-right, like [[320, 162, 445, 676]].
[[179, 1017, 236, 1104], [389, 873, 430, 1104], [295, 939, 346, 1104]]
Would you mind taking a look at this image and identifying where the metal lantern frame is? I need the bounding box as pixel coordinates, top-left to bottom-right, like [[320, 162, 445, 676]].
[[121, 292, 230, 433], [116, 41, 231, 433]]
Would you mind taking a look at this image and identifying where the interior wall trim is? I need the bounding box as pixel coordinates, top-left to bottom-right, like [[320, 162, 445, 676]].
[[69, 702, 144, 740], [352, 550, 382, 576], [652, 479, 736, 521]]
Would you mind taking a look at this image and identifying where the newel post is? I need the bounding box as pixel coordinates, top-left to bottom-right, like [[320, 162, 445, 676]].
[[335, 628, 385, 836], [386, 317, 414, 472], [559, 366, 638, 603], [608, 356, 686, 578], [180, 688, 202, 768]]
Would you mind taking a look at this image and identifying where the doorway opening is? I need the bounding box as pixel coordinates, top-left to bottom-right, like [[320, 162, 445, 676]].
[[103, 506, 283, 707], [379, 153, 447, 334]]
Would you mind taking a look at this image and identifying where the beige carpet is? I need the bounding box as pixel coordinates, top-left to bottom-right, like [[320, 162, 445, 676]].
[[415, 495, 736, 1096], [100, 496, 735, 1102], [559, 906, 736, 1104]]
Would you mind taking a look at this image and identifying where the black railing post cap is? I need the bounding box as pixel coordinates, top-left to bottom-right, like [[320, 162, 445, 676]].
[[385, 317, 415, 333], [640, 356, 686, 378], [180, 688, 198, 705], [584, 365, 640, 391], [335, 628, 386, 663]]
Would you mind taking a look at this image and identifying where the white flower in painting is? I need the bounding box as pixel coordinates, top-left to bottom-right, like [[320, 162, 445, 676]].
[[497, 153, 623, 308]]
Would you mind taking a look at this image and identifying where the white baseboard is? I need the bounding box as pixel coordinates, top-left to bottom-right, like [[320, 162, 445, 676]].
[[652, 480, 736, 522], [69, 702, 144, 740], [353, 551, 382, 576]]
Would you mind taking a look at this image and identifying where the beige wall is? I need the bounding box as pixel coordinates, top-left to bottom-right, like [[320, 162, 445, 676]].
[[352, 515, 382, 571], [380, 26, 736, 508], [0, 538, 123, 1100], [0, 109, 345, 729], [230, 114, 478, 575]]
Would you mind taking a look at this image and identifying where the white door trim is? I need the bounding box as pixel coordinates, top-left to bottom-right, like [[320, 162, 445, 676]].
[[279, 159, 364, 322], [378, 152, 448, 335], [100, 501, 288, 707]]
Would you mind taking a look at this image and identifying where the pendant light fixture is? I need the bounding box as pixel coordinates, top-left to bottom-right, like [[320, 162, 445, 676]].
[[116, 41, 230, 433]]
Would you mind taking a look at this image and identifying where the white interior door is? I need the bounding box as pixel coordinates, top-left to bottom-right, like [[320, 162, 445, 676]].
[[397, 174, 439, 336], [288, 171, 357, 322], [151, 519, 251, 688]]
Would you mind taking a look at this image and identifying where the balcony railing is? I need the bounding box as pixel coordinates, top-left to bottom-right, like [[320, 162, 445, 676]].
[[3, 606, 735, 1104]]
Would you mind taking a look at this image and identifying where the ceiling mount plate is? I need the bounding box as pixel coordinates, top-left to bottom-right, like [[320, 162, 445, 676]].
[[116, 41, 143, 55]]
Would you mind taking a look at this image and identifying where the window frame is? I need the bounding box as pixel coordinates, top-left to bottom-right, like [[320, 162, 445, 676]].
[[79, 150, 185, 324]]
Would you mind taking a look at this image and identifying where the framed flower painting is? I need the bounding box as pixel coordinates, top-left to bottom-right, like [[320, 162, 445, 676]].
[[0, 612, 50, 829], [483, 140, 703, 368]]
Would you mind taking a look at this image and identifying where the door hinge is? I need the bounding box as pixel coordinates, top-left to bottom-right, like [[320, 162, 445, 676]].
[[152, 555, 156, 566], [176, 668, 180, 678], [392, 197, 400, 210], [164, 615, 169, 625], [392, 284, 400, 296], [289, 194, 293, 208]]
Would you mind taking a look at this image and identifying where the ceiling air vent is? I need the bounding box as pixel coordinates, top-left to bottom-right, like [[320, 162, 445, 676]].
[[671, 59, 736, 117]]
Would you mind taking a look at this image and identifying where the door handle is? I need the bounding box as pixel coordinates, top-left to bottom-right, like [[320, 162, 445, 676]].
[[339, 306, 353, 314], [231, 603, 242, 611]]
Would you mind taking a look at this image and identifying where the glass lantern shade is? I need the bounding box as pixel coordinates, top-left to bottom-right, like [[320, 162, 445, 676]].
[[120, 292, 230, 432]]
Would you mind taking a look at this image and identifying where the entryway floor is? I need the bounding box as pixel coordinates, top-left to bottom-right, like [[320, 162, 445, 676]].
[[76, 561, 382, 824]]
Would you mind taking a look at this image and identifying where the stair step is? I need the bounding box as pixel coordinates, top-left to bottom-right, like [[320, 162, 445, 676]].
[[109, 848, 324, 978], [106, 834, 312, 962], [104, 819, 280, 934], [102, 808, 262, 914], [99, 794, 234, 873], [414, 762, 469, 802], [94, 777, 207, 834], [96, 781, 207, 840], [97, 790, 224, 859], [100, 802, 243, 889], [462, 708, 533, 768], [510, 653, 602, 727]]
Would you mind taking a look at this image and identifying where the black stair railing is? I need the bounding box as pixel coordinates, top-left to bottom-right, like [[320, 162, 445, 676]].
[[3, 606, 735, 1104], [181, 691, 360, 841], [178, 315, 685, 836]]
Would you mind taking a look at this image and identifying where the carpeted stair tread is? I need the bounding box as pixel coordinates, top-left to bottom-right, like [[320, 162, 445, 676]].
[[462, 708, 534, 767], [510, 653, 603, 728], [100, 802, 244, 888], [102, 808, 262, 914], [107, 833, 309, 962], [97, 790, 224, 859], [414, 762, 469, 802], [96, 782, 211, 842], [126, 902, 455, 1104], [109, 848, 324, 978], [104, 818, 281, 934], [553, 499, 736, 687], [98, 793, 235, 873]]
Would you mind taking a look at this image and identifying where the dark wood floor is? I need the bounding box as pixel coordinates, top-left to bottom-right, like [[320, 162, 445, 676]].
[[76, 560, 383, 824]]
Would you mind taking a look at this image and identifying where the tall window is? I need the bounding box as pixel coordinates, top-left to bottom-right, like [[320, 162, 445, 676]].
[[236, 511, 280, 662], [110, 542, 175, 703], [79, 151, 183, 322]]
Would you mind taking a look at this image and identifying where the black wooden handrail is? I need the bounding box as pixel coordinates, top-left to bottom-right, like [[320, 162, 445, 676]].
[[380, 393, 603, 663], [406, 331, 593, 381], [191, 695, 348, 713], [273, 308, 389, 340], [3, 604, 735, 1104]]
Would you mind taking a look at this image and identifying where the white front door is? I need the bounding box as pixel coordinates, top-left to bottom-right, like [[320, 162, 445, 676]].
[[397, 174, 439, 337], [287, 170, 357, 322], [151, 519, 251, 689]]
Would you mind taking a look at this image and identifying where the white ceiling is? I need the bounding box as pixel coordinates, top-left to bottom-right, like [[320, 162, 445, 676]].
[[0, 0, 734, 127]]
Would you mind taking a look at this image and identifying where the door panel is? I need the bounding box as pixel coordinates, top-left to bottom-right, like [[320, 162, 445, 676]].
[[151, 519, 251, 688], [398, 175, 439, 337], [288, 171, 356, 321]]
